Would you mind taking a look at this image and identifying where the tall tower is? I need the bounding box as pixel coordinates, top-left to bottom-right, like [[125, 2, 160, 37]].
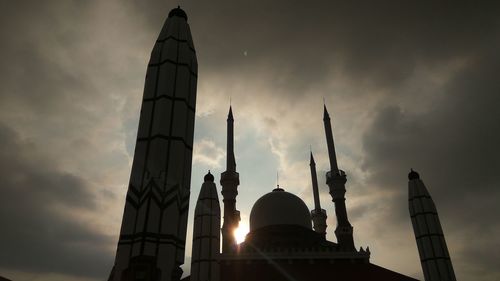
[[191, 171, 221, 281], [109, 7, 198, 281], [220, 106, 240, 253], [408, 170, 456, 281], [309, 152, 327, 238], [323, 105, 355, 252]]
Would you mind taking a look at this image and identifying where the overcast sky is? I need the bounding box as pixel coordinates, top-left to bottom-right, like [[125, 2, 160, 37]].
[[1, 1, 499, 280]]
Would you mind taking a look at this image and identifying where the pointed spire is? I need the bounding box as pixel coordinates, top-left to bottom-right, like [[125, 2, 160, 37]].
[[310, 151, 321, 211], [228, 106, 234, 121], [323, 104, 330, 121], [323, 104, 339, 172], [274, 170, 284, 191], [310, 150, 316, 165], [226, 106, 236, 171]]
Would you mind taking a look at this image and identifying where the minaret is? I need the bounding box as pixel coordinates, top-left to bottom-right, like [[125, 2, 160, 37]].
[[310, 152, 327, 238], [323, 105, 355, 252], [220, 106, 240, 253], [108, 7, 197, 281], [408, 170, 456, 281], [191, 171, 221, 281]]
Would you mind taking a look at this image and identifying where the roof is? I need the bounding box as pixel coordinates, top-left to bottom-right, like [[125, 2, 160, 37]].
[[220, 260, 419, 281], [182, 260, 419, 281]]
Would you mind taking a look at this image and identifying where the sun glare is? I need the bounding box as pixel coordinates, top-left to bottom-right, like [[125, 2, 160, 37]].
[[234, 223, 249, 244]]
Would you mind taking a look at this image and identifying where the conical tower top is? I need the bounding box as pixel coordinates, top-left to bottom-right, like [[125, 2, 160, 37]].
[[323, 104, 339, 172], [310, 151, 316, 165], [309, 151, 321, 211], [228, 106, 234, 121], [226, 106, 236, 171], [408, 168, 420, 180], [168, 6, 188, 20], [323, 104, 330, 121]]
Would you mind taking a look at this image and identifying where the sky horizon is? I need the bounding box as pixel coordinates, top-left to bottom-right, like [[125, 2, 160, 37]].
[[1, 1, 499, 281]]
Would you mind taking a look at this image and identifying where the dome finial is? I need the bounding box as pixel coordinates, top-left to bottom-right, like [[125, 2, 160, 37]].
[[274, 171, 284, 191], [204, 170, 214, 182], [168, 6, 188, 20], [408, 168, 420, 180]]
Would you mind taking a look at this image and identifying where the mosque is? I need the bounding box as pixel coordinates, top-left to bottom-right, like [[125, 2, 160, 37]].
[[186, 105, 418, 281], [107, 6, 456, 281]]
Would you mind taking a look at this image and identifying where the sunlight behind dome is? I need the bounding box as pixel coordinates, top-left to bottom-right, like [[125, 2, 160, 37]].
[[234, 222, 249, 244]]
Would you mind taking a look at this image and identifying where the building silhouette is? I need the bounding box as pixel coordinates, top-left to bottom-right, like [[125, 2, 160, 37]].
[[408, 170, 457, 281], [190, 171, 220, 281], [185, 106, 418, 281], [108, 7, 197, 281], [109, 6, 457, 281]]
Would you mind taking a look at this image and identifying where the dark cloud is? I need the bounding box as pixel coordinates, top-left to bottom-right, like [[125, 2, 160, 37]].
[[129, 0, 500, 94], [0, 123, 113, 277], [361, 49, 500, 278], [0, 1, 136, 279]]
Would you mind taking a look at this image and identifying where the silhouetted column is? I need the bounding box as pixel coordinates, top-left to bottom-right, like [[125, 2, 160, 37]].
[[109, 7, 198, 281], [323, 105, 355, 252], [310, 152, 327, 238], [408, 170, 456, 281], [191, 172, 220, 281], [220, 106, 240, 253]]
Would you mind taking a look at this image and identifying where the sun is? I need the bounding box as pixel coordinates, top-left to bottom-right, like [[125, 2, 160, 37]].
[[233, 223, 249, 244]]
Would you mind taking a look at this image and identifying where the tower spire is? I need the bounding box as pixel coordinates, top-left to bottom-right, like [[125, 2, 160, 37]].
[[221, 106, 240, 253], [323, 104, 355, 251], [323, 105, 339, 172], [310, 151, 327, 238], [310, 152, 321, 211], [226, 106, 236, 172]]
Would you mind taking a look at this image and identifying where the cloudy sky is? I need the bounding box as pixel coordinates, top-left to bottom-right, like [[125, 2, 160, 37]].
[[1, 0, 499, 280]]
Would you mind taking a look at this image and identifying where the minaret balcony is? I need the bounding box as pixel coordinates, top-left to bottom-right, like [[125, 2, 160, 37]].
[[221, 170, 240, 180], [326, 170, 347, 186]]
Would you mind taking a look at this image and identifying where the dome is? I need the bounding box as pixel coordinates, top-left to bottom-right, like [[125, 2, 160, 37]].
[[250, 188, 312, 231]]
